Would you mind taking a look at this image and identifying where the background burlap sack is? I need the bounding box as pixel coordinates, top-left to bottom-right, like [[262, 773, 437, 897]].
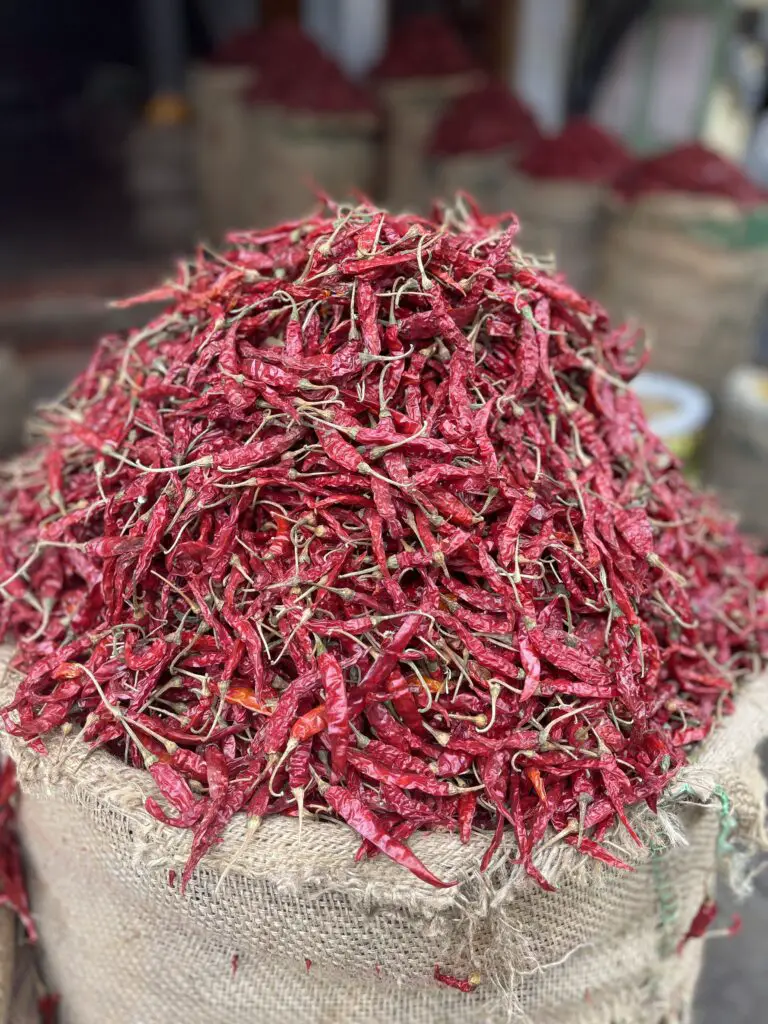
[[124, 121, 197, 249], [705, 365, 768, 534], [597, 194, 768, 393], [378, 75, 479, 214], [502, 174, 609, 294], [241, 106, 378, 227], [0, 348, 28, 459], [1, 646, 767, 1024], [431, 151, 515, 214], [189, 64, 252, 242]]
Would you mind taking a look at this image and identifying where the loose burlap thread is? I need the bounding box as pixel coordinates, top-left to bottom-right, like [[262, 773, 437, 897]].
[[597, 194, 768, 393], [1, 644, 767, 1024]]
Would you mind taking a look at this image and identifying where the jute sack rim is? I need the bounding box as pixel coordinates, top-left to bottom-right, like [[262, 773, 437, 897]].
[[605, 190, 751, 225], [432, 147, 516, 165], [600, 221, 761, 279], [510, 177, 608, 228], [245, 101, 377, 131], [188, 63, 253, 92], [2, 647, 767, 918], [515, 174, 608, 206], [376, 71, 481, 102]]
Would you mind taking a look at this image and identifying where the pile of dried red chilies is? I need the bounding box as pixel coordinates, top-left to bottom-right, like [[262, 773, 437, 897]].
[[429, 81, 540, 158], [0, 200, 766, 891], [207, 20, 317, 71], [373, 13, 476, 80], [518, 118, 630, 184], [615, 142, 768, 204], [244, 25, 375, 116]]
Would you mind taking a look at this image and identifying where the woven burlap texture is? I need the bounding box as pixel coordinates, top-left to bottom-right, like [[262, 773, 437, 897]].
[[1, 644, 766, 1024], [596, 194, 767, 393]]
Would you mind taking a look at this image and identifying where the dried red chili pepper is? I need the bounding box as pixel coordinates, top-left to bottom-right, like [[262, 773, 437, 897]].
[[433, 965, 481, 992], [323, 784, 455, 889]]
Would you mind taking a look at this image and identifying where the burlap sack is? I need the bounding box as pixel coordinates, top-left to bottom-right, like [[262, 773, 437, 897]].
[[378, 75, 479, 214], [597, 194, 768, 393], [189, 64, 253, 242], [1, 646, 766, 1024], [706, 365, 768, 534], [124, 123, 197, 249], [0, 348, 28, 458], [502, 174, 609, 294], [431, 151, 515, 214], [241, 106, 378, 228]]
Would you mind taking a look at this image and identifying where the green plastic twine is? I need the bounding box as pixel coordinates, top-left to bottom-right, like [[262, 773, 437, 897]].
[[651, 779, 736, 955], [650, 851, 679, 958], [669, 781, 737, 856]]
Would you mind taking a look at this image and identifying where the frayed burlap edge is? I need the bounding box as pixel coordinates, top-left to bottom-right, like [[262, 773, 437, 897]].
[[1, 645, 766, 917]]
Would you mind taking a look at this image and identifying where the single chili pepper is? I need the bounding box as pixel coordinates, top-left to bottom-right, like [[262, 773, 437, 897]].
[[457, 791, 476, 843], [146, 762, 204, 828], [319, 647, 349, 780], [324, 784, 455, 888], [224, 687, 273, 716], [677, 899, 718, 952], [347, 748, 460, 797], [433, 966, 481, 993]]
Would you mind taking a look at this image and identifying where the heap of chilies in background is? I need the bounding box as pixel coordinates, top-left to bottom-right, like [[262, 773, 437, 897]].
[[428, 81, 540, 158], [244, 23, 375, 115], [0, 201, 766, 891], [519, 118, 631, 184], [372, 12, 476, 79], [615, 141, 768, 204]]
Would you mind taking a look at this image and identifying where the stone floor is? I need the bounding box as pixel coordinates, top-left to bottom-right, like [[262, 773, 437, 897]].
[[696, 874, 768, 1023]]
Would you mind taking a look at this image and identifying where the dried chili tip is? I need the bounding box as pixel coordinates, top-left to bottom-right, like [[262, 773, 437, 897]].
[[224, 687, 274, 716], [305, 958, 312, 973], [231, 953, 240, 977], [677, 899, 718, 953], [433, 965, 481, 993], [50, 662, 85, 680], [38, 994, 60, 1024]]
